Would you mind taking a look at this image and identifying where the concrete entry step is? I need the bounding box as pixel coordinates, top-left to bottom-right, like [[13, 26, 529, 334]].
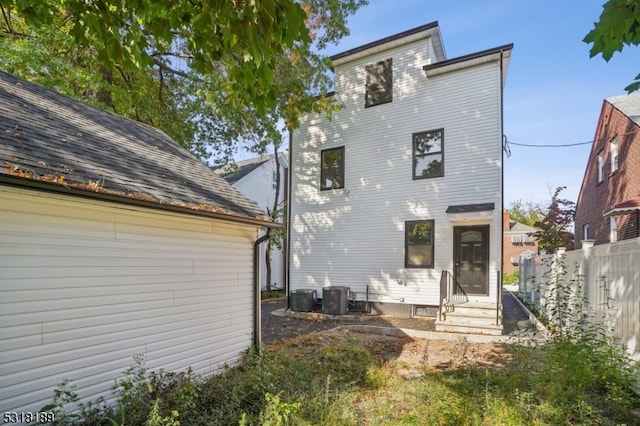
[[436, 301, 503, 335]]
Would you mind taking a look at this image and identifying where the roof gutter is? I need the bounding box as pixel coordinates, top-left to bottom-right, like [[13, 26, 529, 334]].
[[0, 175, 280, 229], [253, 232, 270, 353]]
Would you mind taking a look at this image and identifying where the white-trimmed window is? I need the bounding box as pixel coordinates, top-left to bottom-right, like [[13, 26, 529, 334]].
[[610, 216, 618, 242], [597, 150, 605, 183], [611, 137, 619, 172]]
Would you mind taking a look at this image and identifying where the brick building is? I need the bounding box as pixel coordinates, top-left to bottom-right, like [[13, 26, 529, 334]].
[[574, 93, 640, 248], [503, 211, 538, 274]]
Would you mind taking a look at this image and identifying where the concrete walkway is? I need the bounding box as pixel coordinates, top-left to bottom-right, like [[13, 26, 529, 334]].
[[263, 291, 550, 344]]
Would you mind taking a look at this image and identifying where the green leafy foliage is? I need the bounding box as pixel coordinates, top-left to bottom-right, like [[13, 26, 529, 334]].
[[503, 271, 519, 285], [0, 0, 367, 164], [507, 200, 544, 228], [533, 186, 575, 253], [584, 0, 640, 92], [2, 0, 310, 112]]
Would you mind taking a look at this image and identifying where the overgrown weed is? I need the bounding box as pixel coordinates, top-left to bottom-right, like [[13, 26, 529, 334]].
[[41, 256, 640, 425]]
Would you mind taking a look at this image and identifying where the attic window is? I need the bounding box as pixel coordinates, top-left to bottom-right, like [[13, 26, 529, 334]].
[[365, 58, 392, 107], [611, 137, 619, 172]]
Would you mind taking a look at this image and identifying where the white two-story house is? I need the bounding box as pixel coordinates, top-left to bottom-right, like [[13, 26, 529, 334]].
[[288, 22, 512, 333]]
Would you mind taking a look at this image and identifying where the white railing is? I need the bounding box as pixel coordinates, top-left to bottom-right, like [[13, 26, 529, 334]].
[[518, 237, 640, 360]]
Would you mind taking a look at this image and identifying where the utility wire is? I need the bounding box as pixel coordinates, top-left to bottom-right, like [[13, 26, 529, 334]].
[[503, 128, 640, 157], [507, 140, 593, 148]]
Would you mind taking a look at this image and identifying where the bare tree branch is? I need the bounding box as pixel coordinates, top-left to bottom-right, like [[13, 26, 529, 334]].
[[152, 57, 190, 79]]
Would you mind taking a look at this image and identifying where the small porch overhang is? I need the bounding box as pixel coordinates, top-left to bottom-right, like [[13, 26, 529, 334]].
[[445, 202, 495, 225], [603, 198, 640, 217]]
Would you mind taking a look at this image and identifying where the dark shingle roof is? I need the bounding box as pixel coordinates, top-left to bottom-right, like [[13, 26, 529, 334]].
[[0, 71, 274, 226]]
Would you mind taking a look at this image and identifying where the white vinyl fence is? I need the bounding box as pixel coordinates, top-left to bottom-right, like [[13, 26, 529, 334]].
[[518, 238, 640, 360]]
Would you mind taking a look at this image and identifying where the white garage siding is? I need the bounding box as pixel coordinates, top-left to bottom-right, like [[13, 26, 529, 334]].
[[0, 185, 258, 413], [289, 36, 504, 306]]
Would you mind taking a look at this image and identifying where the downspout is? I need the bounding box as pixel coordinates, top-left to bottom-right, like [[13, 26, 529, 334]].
[[253, 232, 270, 354], [498, 48, 506, 326], [286, 129, 293, 310]]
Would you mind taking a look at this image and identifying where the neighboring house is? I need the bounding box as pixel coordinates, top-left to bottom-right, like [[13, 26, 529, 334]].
[[503, 211, 538, 275], [216, 152, 289, 290], [574, 93, 640, 248], [0, 71, 276, 414], [288, 22, 512, 334]]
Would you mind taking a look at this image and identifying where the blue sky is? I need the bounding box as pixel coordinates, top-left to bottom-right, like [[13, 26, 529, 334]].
[[316, 0, 639, 208]]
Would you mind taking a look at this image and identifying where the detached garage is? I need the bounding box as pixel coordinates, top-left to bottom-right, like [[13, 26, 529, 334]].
[[0, 71, 277, 413]]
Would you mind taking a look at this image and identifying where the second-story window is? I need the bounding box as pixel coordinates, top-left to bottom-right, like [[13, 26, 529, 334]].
[[597, 150, 605, 183], [611, 137, 619, 172], [365, 58, 392, 107], [320, 146, 345, 190], [413, 129, 444, 179]]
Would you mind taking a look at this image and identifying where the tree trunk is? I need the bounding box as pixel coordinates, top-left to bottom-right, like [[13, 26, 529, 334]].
[[265, 237, 272, 292]]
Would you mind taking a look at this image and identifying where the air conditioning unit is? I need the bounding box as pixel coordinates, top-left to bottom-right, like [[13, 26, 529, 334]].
[[290, 289, 317, 312], [322, 286, 350, 315]]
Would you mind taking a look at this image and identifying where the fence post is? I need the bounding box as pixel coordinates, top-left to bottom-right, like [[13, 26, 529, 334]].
[[536, 250, 546, 311], [581, 240, 595, 315]]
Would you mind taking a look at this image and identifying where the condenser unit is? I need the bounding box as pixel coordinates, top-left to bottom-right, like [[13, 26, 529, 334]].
[[290, 289, 317, 312], [322, 286, 350, 315]]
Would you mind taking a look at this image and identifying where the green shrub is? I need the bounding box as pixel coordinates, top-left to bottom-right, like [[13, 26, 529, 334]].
[[503, 271, 519, 285]]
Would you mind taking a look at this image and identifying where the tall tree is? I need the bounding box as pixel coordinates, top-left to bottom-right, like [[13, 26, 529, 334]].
[[533, 186, 576, 253], [507, 200, 544, 228], [0, 0, 367, 161], [584, 0, 640, 93], [0, 0, 310, 114]]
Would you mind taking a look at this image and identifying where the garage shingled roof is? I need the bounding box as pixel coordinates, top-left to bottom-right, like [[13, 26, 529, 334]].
[[0, 71, 274, 227]]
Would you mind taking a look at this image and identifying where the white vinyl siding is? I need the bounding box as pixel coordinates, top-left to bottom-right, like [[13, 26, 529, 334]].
[[290, 38, 503, 306], [231, 157, 287, 289], [0, 186, 258, 413]]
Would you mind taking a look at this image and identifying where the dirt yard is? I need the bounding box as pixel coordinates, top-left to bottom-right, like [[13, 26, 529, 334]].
[[268, 327, 510, 377]]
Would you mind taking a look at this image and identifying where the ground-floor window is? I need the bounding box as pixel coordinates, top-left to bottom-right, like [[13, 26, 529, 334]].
[[405, 220, 434, 268]]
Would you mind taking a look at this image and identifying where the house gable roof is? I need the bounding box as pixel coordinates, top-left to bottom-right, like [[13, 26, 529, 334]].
[[423, 43, 513, 87], [507, 221, 538, 234], [330, 21, 445, 66], [215, 156, 272, 184], [607, 92, 640, 127], [0, 71, 274, 227], [216, 151, 290, 184]]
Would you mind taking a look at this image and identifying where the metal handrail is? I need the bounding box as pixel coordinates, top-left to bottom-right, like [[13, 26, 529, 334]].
[[439, 270, 468, 321], [439, 271, 448, 321], [496, 270, 503, 326]]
